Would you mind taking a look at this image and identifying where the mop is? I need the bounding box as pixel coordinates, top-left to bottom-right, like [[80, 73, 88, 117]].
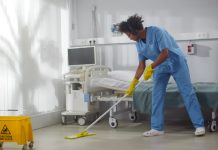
[[64, 94, 128, 139]]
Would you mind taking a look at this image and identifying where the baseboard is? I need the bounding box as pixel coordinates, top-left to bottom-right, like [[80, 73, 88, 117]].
[[31, 110, 64, 129]]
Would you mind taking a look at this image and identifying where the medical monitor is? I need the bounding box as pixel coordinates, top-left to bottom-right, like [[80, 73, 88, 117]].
[[68, 46, 96, 66]]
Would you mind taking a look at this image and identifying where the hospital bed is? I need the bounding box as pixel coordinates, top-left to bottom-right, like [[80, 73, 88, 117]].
[[86, 66, 136, 128]]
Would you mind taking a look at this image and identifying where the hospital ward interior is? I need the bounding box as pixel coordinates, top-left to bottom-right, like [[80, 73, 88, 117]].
[[1, 0, 218, 150]]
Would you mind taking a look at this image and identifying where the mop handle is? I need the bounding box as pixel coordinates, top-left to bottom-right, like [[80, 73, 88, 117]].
[[85, 94, 128, 131]]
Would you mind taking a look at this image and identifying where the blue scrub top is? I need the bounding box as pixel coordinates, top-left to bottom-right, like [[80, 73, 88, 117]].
[[136, 26, 186, 70]]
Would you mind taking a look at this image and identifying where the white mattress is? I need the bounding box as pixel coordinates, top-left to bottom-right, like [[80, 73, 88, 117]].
[[90, 77, 130, 91], [107, 70, 136, 82], [89, 70, 151, 91]]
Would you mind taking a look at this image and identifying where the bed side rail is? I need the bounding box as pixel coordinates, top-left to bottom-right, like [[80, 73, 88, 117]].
[[84, 65, 111, 93]]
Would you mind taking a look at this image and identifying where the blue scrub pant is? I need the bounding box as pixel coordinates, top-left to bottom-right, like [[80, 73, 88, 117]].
[[151, 59, 204, 131]]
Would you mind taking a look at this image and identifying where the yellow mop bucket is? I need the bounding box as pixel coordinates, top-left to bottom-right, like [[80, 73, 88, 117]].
[[0, 116, 34, 149]]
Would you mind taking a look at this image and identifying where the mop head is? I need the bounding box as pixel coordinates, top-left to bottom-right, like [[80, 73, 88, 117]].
[[64, 130, 96, 139]]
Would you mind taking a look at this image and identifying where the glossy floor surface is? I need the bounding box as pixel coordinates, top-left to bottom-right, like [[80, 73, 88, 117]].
[[1, 119, 218, 150]]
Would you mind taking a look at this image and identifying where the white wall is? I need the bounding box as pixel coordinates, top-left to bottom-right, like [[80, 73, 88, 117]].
[[0, 0, 70, 129], [71, 0, 218, 82], [74, 0, 218, 37]]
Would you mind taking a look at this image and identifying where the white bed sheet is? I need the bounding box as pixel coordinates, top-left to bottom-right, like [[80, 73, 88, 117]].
[[90, 77, 130, 91], [89, 70, 152, 91], [107, 70, 135, 82]]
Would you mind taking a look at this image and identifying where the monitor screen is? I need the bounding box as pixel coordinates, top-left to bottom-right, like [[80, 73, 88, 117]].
[[68, 46, 96, 66]]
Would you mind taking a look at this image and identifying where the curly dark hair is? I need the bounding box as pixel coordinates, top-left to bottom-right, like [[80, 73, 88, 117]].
[[118, 14, 144, 35]]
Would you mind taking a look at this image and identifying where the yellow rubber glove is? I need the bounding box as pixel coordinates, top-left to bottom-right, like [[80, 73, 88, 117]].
[[126, 78, 139, 96], [143, 64, 154, 80]]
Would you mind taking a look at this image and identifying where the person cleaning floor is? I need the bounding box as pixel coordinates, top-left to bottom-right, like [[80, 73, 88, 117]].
[[118, 14, 205, 137]]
